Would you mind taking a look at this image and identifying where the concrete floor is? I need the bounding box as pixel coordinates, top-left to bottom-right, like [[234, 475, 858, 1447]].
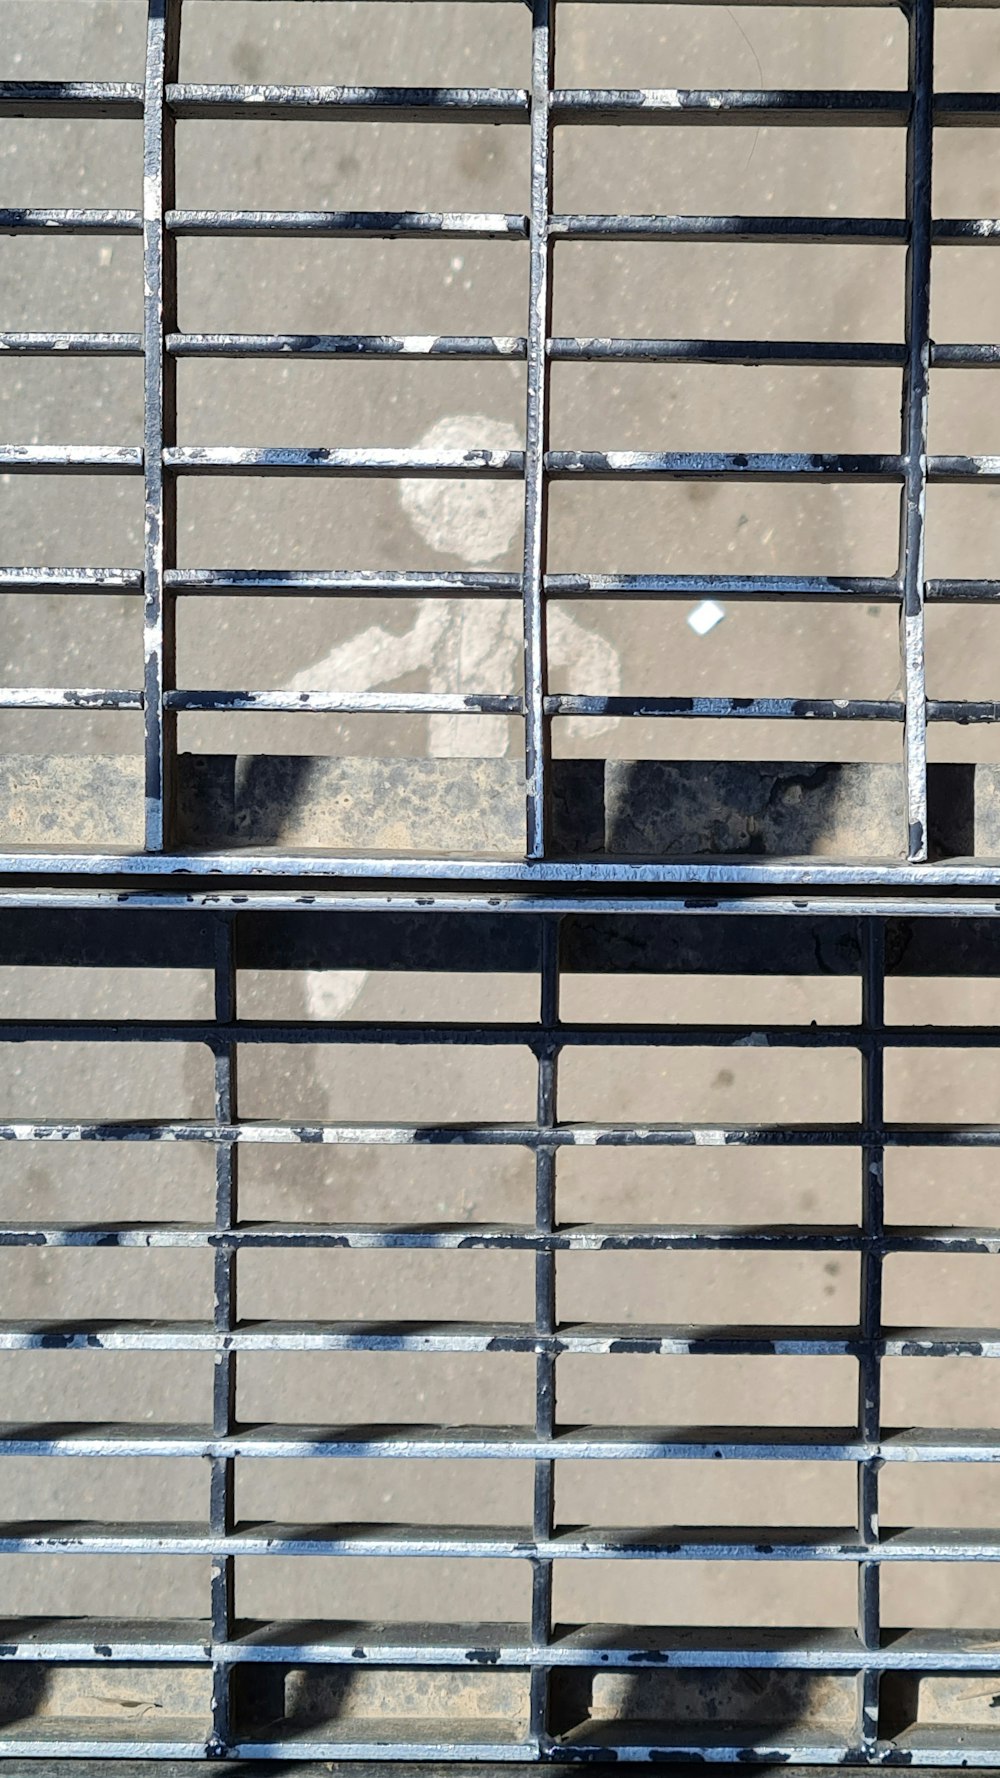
[[3, 0, 1000, 1702]]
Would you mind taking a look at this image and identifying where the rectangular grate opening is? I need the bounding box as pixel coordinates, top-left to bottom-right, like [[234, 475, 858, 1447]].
[[554, 3, 909, 85]]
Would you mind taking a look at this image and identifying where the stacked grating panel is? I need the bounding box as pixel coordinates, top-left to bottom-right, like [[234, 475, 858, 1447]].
[[0, 0, 999, 879], [5, 899, 1000, 1765], [4, 0, 1000, 1773]]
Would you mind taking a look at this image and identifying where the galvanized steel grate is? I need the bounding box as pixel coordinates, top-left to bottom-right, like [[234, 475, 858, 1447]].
[[5, 0, 1000, 1771], [1, 0, 1000, 882], [0, 895, 1000, 1764]]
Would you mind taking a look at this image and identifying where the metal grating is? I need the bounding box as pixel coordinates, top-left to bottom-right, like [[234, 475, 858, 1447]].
[[6, 0, 1000, 1772], [1, 0, 1000, 882], [2, 895, 1000, 1765]]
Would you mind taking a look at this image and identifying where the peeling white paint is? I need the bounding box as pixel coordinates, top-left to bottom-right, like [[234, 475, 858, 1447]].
[[303, 968, 369, 1025], [288, 413, 621, 1027], [400, 415, 523, 562]]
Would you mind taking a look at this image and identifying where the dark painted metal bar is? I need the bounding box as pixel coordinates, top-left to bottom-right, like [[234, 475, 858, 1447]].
[[899, 0, 934, 861], [17, 446, 1000, 487], [166, 83, 529, 121], [16, 332, 1000, 369], [5, 209, 997, 245], [554, 215, 1000, 245], [0, 208, 143, 233], [169, 567, 897, 599], [11, 1015, 1000, 1044], [0, 1322, 997, 1357], [160, 445, 901, 479], [0, 567, 143, 592], [927, 454, 1000, 479], [931, 343, 1000, 365], [0, 332, 143, 355], [4, 80, 994, 128], [0, 82, 144, 116], [0, 1117, 986, 1146], [167, 209, 529, 238], [912, 220, 1000, 244], [35, 330, 1000, 368], [551, 87, 910, 124], [163, 690, 524, 715], [546, 571, 901, 600], [549, 337, 906, 366], [928, 699, 1000, 722], [552, 88, 1000, 126], [545, 449, 903, 479], [0, 445, 142, 472], [142, 0, 179, 854], [167, 567, 520, 596], [857, 921, 885, 1749], [521, 0, 554, 862], [4, 1319, 1000, 1358], [167, 332, 526, 359], [0, 1015, 855, 1042], [0, 1221, 997, 1253], [0, 567, 913, 619], [549, 213, 909, 241], [545, 694, 901, 719], [0, 1320, 877, 1355], [531, 918, 559, 1750], [0, 689, 143, 710], [928, 579, 1000, 600], [0, 565, 911, 600], [209, 917, 237, 1754], [163, 445, 524, 475]]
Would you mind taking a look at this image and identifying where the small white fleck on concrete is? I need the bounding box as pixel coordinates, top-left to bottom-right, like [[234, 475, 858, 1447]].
[[687, 599, 726, 636]]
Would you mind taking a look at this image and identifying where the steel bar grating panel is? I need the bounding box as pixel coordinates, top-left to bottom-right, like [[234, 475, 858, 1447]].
[[0, 897, 998, 1763], [1, 0, 1000, 882]]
